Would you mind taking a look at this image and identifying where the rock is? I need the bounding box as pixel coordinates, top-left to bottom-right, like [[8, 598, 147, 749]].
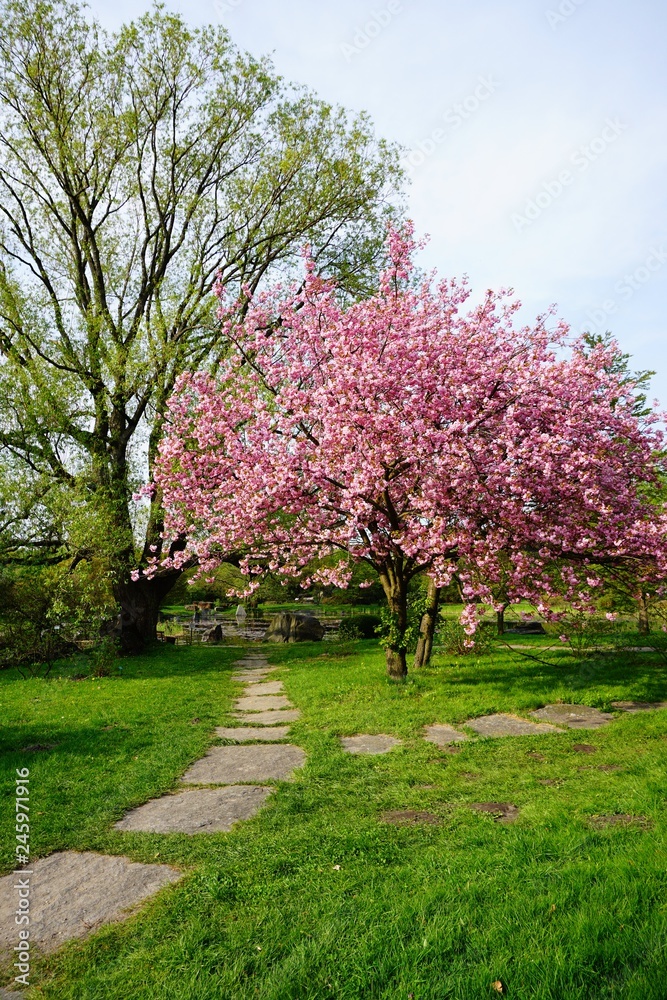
[[380, 810, 441, 826], [115, 786, 273, 834], [465, 713, 564, 737], [181, 744, 306, 784], [423, 724, 469, 746], [263, 612, 325, 643], [469, 802, 519, 823], [215, 726, 291, 742], [234, 695, 293, 712], [611, 700, 667, 713], [504, 622, 546, 634], [0, 852, 181, 957], [204, 624, 223, 644], [530, 704, 614, 729]]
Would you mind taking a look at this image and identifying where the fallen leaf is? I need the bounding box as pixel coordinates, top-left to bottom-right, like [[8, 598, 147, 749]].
[[491, 981, 504, 994], [332, 864, 341, 870]]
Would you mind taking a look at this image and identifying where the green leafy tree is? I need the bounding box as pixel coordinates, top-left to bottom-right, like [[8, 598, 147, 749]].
[[0, 0, 402, 643]]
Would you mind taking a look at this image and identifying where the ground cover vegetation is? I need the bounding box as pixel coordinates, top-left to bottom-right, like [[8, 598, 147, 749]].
[[1, 638, 667, 998]]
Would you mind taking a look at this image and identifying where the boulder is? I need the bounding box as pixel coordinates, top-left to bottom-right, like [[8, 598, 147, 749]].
[[504, 621, 546, 635], [263, 612, 325, 643], [204, 624, 223, 644]]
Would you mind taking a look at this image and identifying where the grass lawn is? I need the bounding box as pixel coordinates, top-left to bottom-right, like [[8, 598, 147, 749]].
[[1, 638, 667, 999]]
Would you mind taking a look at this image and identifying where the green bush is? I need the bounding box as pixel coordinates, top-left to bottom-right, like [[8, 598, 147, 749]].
[[339, 614, 382, 640], [436, 620, 495, 656]]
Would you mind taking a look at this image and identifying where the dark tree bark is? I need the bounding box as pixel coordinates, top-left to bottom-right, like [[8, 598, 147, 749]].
[[379, 563, 409, 680], [413, 577, 441, 668], [496, 603, 509, 636], [111, 569, 183, 650], [637, 592, 650, 634]]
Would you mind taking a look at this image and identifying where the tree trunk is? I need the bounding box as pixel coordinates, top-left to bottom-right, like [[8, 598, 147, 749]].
[[379, 567, 409, 680], [637, 592, 650, 635], [112, 569, 183, 652], [496, 604, 509, 636], [413, 578, 441, 668]]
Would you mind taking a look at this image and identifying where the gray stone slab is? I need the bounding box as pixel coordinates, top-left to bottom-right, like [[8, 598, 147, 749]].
[[234, 658, 270, 668], [215, 726, 291, 741], [234, 695, 293, 712], [0, 990, 24, 998], [0, 852, 181, 957], [611, 700, 667, 713], [340, 734, 402, 755], [182, 744, 306, 784], [423, 723, 469, 746], [231, 671, 276, 682], [530, 704, 614, 729], [115, 786, 272, 834], [241, 681, 285, 695], [232, 709, 301, 725], [465, 713, 564, 737]]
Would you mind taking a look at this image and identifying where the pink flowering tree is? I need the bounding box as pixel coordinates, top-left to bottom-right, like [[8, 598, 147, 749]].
[[145, 225, 667, 678]]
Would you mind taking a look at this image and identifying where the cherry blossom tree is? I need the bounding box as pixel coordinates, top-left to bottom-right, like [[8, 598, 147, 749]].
[[146, 225, 667, 678]]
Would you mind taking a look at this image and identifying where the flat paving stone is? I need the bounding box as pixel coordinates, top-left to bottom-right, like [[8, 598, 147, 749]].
[[423, 723, 469, 746], [182, 744, 306, 784], [465, 713, 564, 737], [234, 695, 293, 712], [588, 813, 651, 830], [340, 734, 402, 755], [215, 726, 291, 742], [0, 852, 181, 957], [0, 989, 24, 998], [232, 709, 301, 725], [234, 658, 270, 668], [530, 704, 614, 729], [611, 700, 667, 713], [115, 786, 273, 834], [231, 671, 276, 682], [241, 681, 285, 695]]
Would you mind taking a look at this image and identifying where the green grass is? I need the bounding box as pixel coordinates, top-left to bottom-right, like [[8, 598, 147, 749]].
[[2, 639, 667, 999]]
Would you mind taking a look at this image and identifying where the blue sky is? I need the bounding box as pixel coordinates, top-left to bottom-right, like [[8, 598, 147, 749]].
[[91, 0, 667, 404]]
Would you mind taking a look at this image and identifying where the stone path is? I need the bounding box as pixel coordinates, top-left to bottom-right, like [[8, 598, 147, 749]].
[[423, 699, 655, 746], [0, 852, 181, 957], [115, 653, 304, 835]]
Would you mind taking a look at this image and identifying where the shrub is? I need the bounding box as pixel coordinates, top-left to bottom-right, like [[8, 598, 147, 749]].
[[436, 620, 495, 656], [339, 614, 382, 640]]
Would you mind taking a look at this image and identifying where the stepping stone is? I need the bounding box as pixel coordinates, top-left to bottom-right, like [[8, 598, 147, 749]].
[[0, 990, 24, 998], [241, 681, 285, 695], [529, 704, 614, 729], [572, 743, 596, 753], [340, 734, 402, 755], [234, 695, 292, 712], [611, 700, 667, 713], [380, 810, 441, 826], [423, 723, 469, 746], [182, 744, 306, 784], [115, 786, 272, 834], [231, 671, 276, 682], [234, 658, 269, 668], [469, 802, 519, 823], [215, 726, 291, 742], [232, 709, 301, 725], [465, 713, 564, 737], [0, 852, 181, 957]]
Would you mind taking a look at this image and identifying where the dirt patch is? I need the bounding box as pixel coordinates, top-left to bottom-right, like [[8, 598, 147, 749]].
[[0, 852, 181, 957], [381, 810, 442, 826], [20, 743, 58, 752], [588, 813, 651, 830], [469, 802, 519, 823], [340, 734, 402, 755], [537, 778, 560, 786], [527, 751, 546, 761], [460, 772, 481, 780], [597, 764, 623, 772], [182, 744, 306, 784], [572, 744, 597, 754], [115, 786, 273, 834]]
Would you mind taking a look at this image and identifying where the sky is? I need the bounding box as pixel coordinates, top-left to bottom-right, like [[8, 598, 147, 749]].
[[90, 0, 667, 404]]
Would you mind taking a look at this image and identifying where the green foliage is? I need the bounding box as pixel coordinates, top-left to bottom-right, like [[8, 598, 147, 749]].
[[436, 619, 495, 656], [0, 0, 403, 602], [338, 613, 382, 640]]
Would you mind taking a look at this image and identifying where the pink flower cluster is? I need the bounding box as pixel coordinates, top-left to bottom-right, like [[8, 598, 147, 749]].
[[149, 224, 667, 619]]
